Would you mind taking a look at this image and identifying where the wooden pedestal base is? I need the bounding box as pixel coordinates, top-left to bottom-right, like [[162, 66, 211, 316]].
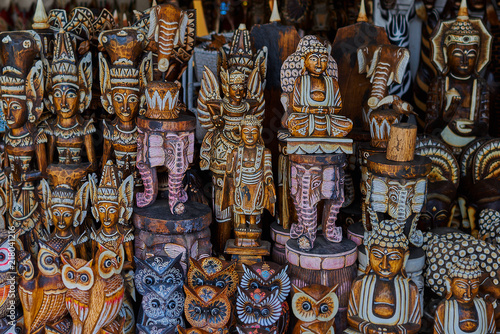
[[285, 235, 358, 332], [347, 220, 365, 246], [133, 199, 212, 270], [270, 222, 290, 264], [225, 240, 271, 273]]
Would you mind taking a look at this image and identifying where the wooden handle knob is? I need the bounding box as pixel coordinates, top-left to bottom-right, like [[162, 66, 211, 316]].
[[386, 123, 417, 162]]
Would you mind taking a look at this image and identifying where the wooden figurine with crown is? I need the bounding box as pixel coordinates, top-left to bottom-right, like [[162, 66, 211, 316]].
[[345, 221, 421, 334], [222, 115, 276, 263], [433, 257, 496, 334], [425, 0, 492, 154], [99, 27, 152, 179], [43, 20, 96, 172], [0, 30, 46, 253]]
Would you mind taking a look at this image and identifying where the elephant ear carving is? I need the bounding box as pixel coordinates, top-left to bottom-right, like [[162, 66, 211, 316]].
[[411, 179, 427, 214], [78, 52, 93, 112], [89, 174, 99, 222], [370, 177, 388, 213], [119, 174, 134, 224], [290, 165, 298, 197], [393, 48, 410, 84], [26, 60, 44, 122], [40, 179, 52, 224], [74, 181, 91, 227], [321, 167, 336, 199], [98, 52, 113, 114], [147, 6, 160, 43]]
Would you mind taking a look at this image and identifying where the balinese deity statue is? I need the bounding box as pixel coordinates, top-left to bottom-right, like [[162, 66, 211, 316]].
[[221, 115, 276, 247], [99, 27, 152, 179], [44, 27, 95, 171], [197, 26, 266, 248], [425, 0, 492, 152], [0, 30, 46, 252], [345, 221, 421, 334], [40, 164, 90, 259], [433, 257, 496, 334], [281, 36, 352, 138]]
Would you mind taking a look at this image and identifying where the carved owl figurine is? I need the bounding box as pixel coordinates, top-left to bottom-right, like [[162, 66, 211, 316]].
[[140, 282, 185, 327], [61, 257, 95, 334], [291, 284, 338, 334], [137, 323, 177, 334], [184, 285, 232, 333], [176, 326, 212, 334], [0, 234, 15, 318], [236, 287, 286, 333], [187, 257, 239, 297], [241, 263, 290, 303], [17, 251, 37, 333], [236, 326, 278, 333], [134, 254, 184, 296], [27, 240, 75, 334]]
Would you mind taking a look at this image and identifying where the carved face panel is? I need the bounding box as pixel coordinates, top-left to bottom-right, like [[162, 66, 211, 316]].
[[236, 287, 282, 328], [163, 132, 194, 173], [241, 125, 259, 146], [184, 285, 231, 330], [142, 283, 185, 322], [112, 87, 140, 122], [134, 255, 184, 296], [52, 84, 79, 118], [450, 277, 480, 302], [241, 263, 290, 303], [1, 96, 27, 128], [369, 245, 407, 279], [228, 82, 246, 104], [420, 200, 456, 230], [187, 257, 239, 297], [304, 52, 328, 76], [97, 201, 120, 227], [51, 205, 74, 231], [446, 44, 478, 78]]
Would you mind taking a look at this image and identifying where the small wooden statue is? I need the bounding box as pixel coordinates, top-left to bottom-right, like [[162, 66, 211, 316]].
[[291, 284, 338, 334], [426, 0, 492, 152], [345, 221, 421, 334], [44, 25, 95, 171], [433, 257, 496, 334], [187, 257, 239, 297], [99, 27, 152, 179], [222, 115, 276, 247]]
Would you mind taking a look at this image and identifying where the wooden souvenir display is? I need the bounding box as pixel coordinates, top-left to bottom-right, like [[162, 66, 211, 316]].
[[414, 137, 460, 230], [99, 27, 152, 179], [61, 243, 125, 334], [425, 0, 492, 153], [291, 284, 338, 334], [236, 286, 288, 333], [40, 164, 91, 259], [187, 257, 239, 298], [433, 258, 496, 334], [44, 13, 96, 172], [0, 30, 47, 253], [345, 221, 422, 334], [197, 24, 267, 252], [184, 285, 232, 333]]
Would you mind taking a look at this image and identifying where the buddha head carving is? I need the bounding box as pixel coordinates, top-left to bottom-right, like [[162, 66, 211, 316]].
[[301, 41, 329, 77], [445, 257, 482, 302]]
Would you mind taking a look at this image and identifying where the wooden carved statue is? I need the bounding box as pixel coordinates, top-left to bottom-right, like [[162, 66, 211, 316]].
[[433, 258, 496, 334], [40, 164, 91, 259], [134, 254, 184, 296], [240, 262, 291, 307], [198, 25, 266, 248], [425, 0, 492, 152], [281, 36, 352, 138], [139, 323, 177, 334], [0, 30, 46, 253], [345, 221, 421, 334], [44, 25, 95, 171], [99, 27, 152, 179], [184, 285, 232, 333], [62, 243, 125, 334], [187, 257, 239, 298], [291, 284, 338, 334], [221, 115, 276, 247], [140, 282, 185, 328]]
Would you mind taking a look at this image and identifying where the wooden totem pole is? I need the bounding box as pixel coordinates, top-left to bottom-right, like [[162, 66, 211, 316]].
[[279, 35, 357, 332]]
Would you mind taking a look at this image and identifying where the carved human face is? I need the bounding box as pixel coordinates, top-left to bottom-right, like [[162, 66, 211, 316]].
[[97, 201, 119, 227], [51, 206, 74, 231], [450, 277, 480, 303], [228, 82, 246, 104], [419, 200, 456, 229], [1, 96, 28, 128], [304, 52, 328, 76], [446, 43, 478, 78], [112, 87, 140, 122], [53, 85, 79, 118], [242, 125, 259, 146], [369, 245, 406, 279]]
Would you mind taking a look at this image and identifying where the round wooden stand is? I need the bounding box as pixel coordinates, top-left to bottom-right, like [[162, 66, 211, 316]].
[[347, 220, 365, 246], [270, 222, 290, 265], [285, 235, 358, 332], [133, 199, 212, 270]]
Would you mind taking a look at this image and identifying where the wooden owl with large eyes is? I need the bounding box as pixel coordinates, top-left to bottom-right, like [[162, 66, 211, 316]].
[[176, 326, 212, 334], [134, 254, 184, 296], [241, 263, 291, 304], [17, 251, 37, 334], [140, 282, 185, 327], [184, 285, 232, 333], [236, 287, 287, 333], [187, 257, 239, 297], [236, 326, 278, 333], [291, 284, 338, 334], [137, 323, 177, 334]]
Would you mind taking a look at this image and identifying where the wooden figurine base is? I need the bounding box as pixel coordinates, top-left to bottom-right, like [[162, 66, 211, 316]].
[[347, 220, 365, 246], [270, 222, 291, 265], [225, 239, 271, 273], [367, 154, 431, 179], [357, 245, 426, 311], [278, 130, 354, 155], [285, 235, 358, 332]]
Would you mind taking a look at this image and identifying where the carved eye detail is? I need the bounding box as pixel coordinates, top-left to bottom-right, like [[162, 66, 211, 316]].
[[80, 274, 89, 283], [211, 307, 220, 316], [45, 256, 54, 265], [167, 300, 176, 310], [245, 305, 253, 314], [302, 301, 312, 311], [67, 271, 74, 279], [23, 40, 31, 48], [195, 278, 204, 286], [152, 300, 160, 308], [261, 307, 270, 316], [250, 282, 259, 289], [215, 280, 226, 288], [104, 259, 112, 268], [194, 306, 202, 314], [320, 303, 329, 313], [145, 275, 155, 285], [102, 36, 108, 43]]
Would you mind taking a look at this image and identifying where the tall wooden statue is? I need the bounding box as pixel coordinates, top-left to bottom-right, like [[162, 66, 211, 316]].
[[0, 30, 47, 253], [425, 0, 492, 153], [99, 27, 152, 179]]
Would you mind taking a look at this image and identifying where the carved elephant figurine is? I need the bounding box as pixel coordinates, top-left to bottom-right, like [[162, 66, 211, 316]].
[[136, 129, 194, 214], [289, 154, 345, 251]]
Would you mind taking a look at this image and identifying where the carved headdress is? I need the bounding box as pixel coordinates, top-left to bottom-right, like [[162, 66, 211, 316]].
[[448, 257, 482, 280], [365, 220, 409, 250]]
